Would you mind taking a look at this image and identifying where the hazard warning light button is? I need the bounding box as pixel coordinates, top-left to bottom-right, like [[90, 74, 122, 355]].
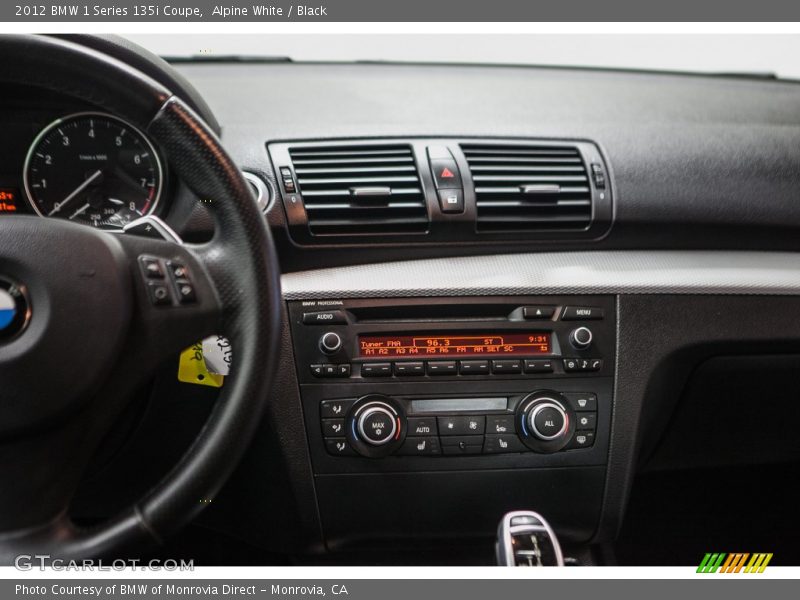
[[430, 158, 463, 189]]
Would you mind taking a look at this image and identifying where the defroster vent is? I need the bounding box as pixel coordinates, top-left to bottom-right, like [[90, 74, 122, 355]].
[[462, 143, 593, 232], [288, 144, 429, 235]]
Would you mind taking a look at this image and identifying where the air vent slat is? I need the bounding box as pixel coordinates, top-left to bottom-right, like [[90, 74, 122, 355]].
[[462, 143, 594, 233], [289, 144, 429, 235]]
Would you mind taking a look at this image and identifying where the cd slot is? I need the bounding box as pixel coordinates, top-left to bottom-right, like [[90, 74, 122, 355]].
[[350, 303, 513, 323]]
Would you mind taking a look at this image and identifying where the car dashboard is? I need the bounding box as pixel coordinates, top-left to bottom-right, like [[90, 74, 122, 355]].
[[4, 51, 800, 566]]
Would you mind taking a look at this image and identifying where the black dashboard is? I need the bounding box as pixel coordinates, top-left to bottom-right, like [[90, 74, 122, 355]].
[[4, 44, 800, 565]]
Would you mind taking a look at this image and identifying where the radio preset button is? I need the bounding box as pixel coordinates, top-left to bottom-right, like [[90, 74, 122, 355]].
[[523, 359, 554, 374], [427, 361, 458, 375], [492, 359, 522, 374], [362, 363, 392, 377], [394, 361, 425, 376], [459, 360, 490, 375]]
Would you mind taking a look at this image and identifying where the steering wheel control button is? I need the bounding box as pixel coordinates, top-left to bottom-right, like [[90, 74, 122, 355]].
[[320, 399, 356, 419], [567, 430, 596, 450], [523, 359, 554, 374], [492, 359, 522, 374], [176, 281, 196, 304], [437, 189, 465, 214], [398, 436, 441, 456], [483, 434, 526, 454], [361, 362, 391, 377], [139, 256, 164, 279], [569, 326, 593, 349], [394, 361, 425, 376], [562, 306, 604, 320], [147, 281, 172, 306], [0, 279, 30, 341], [357, 406, 398, 446], [427, 360, 457, 375], [530, 403, 568, 440], [438, 416, 486, 436], [302, 310, 347, 325], [325, 438, 356, 456], [319, 331, 343, 354], [564, 393, 597, 412], [522, 306, 556, 319], [576, 412, 597, 431]]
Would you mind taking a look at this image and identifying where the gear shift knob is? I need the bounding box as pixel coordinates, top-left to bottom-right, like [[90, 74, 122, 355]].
[[496, 511, 564, 566]]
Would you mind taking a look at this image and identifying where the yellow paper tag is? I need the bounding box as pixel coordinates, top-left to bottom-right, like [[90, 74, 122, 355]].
[[178, 342, 225, 388]]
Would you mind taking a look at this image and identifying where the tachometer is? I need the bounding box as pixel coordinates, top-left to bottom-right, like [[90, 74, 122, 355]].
[[23, 112, 163, 229]]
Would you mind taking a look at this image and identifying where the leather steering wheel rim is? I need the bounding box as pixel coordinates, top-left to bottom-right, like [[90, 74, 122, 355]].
[[0, 35, 281, 560]]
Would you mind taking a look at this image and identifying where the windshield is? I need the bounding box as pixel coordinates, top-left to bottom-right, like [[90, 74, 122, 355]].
[[130, 33, 800, 79]]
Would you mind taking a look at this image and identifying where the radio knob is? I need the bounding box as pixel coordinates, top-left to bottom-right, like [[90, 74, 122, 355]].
[[528, 401, 568, 441], [569, 326, 593, 350], [357, 404, 398, 446], [319, 331, 343, 354]]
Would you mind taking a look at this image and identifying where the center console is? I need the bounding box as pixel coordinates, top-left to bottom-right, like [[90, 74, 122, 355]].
[[288, 296, 616, 546]]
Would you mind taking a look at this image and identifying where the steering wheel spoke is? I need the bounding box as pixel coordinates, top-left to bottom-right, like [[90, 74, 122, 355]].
[[114, 232, 224, 373]]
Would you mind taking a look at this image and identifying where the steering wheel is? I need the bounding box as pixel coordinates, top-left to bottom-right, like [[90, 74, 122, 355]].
[[0, 35, 281, 561]]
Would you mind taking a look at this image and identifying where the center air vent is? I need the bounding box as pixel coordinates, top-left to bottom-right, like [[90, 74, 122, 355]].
[[462, 143, 593, 232], [288, 144, 429, 235]]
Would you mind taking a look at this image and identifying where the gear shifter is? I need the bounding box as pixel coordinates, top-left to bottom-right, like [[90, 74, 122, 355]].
[[496, 511, 564, 566]]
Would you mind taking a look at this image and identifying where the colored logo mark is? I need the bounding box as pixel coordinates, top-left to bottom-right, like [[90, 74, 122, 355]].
[[0, 288, 16, 329], [697, 552, 773, 573]]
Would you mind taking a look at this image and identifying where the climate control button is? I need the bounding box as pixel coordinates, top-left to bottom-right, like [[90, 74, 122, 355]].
[[529, 402, 568, 440], [357, 405, 397, 446]]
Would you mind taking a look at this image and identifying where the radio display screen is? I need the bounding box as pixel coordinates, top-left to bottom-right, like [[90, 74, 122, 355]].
[[358, 332, 551, 358]]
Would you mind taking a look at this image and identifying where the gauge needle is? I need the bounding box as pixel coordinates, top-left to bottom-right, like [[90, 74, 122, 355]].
[[68, 203, 90, 220], [48, 169, 103, 216]]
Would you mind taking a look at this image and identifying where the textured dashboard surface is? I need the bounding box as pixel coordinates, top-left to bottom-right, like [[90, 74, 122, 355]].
[[177, 62, 800, 259], [282, 250, 800, 299]]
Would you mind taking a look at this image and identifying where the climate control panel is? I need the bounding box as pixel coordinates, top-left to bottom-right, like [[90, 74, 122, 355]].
[[319, 390, 599, 459]]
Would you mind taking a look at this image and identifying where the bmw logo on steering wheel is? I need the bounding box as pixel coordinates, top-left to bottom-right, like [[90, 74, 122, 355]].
[[0, 279, 30, 341]]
